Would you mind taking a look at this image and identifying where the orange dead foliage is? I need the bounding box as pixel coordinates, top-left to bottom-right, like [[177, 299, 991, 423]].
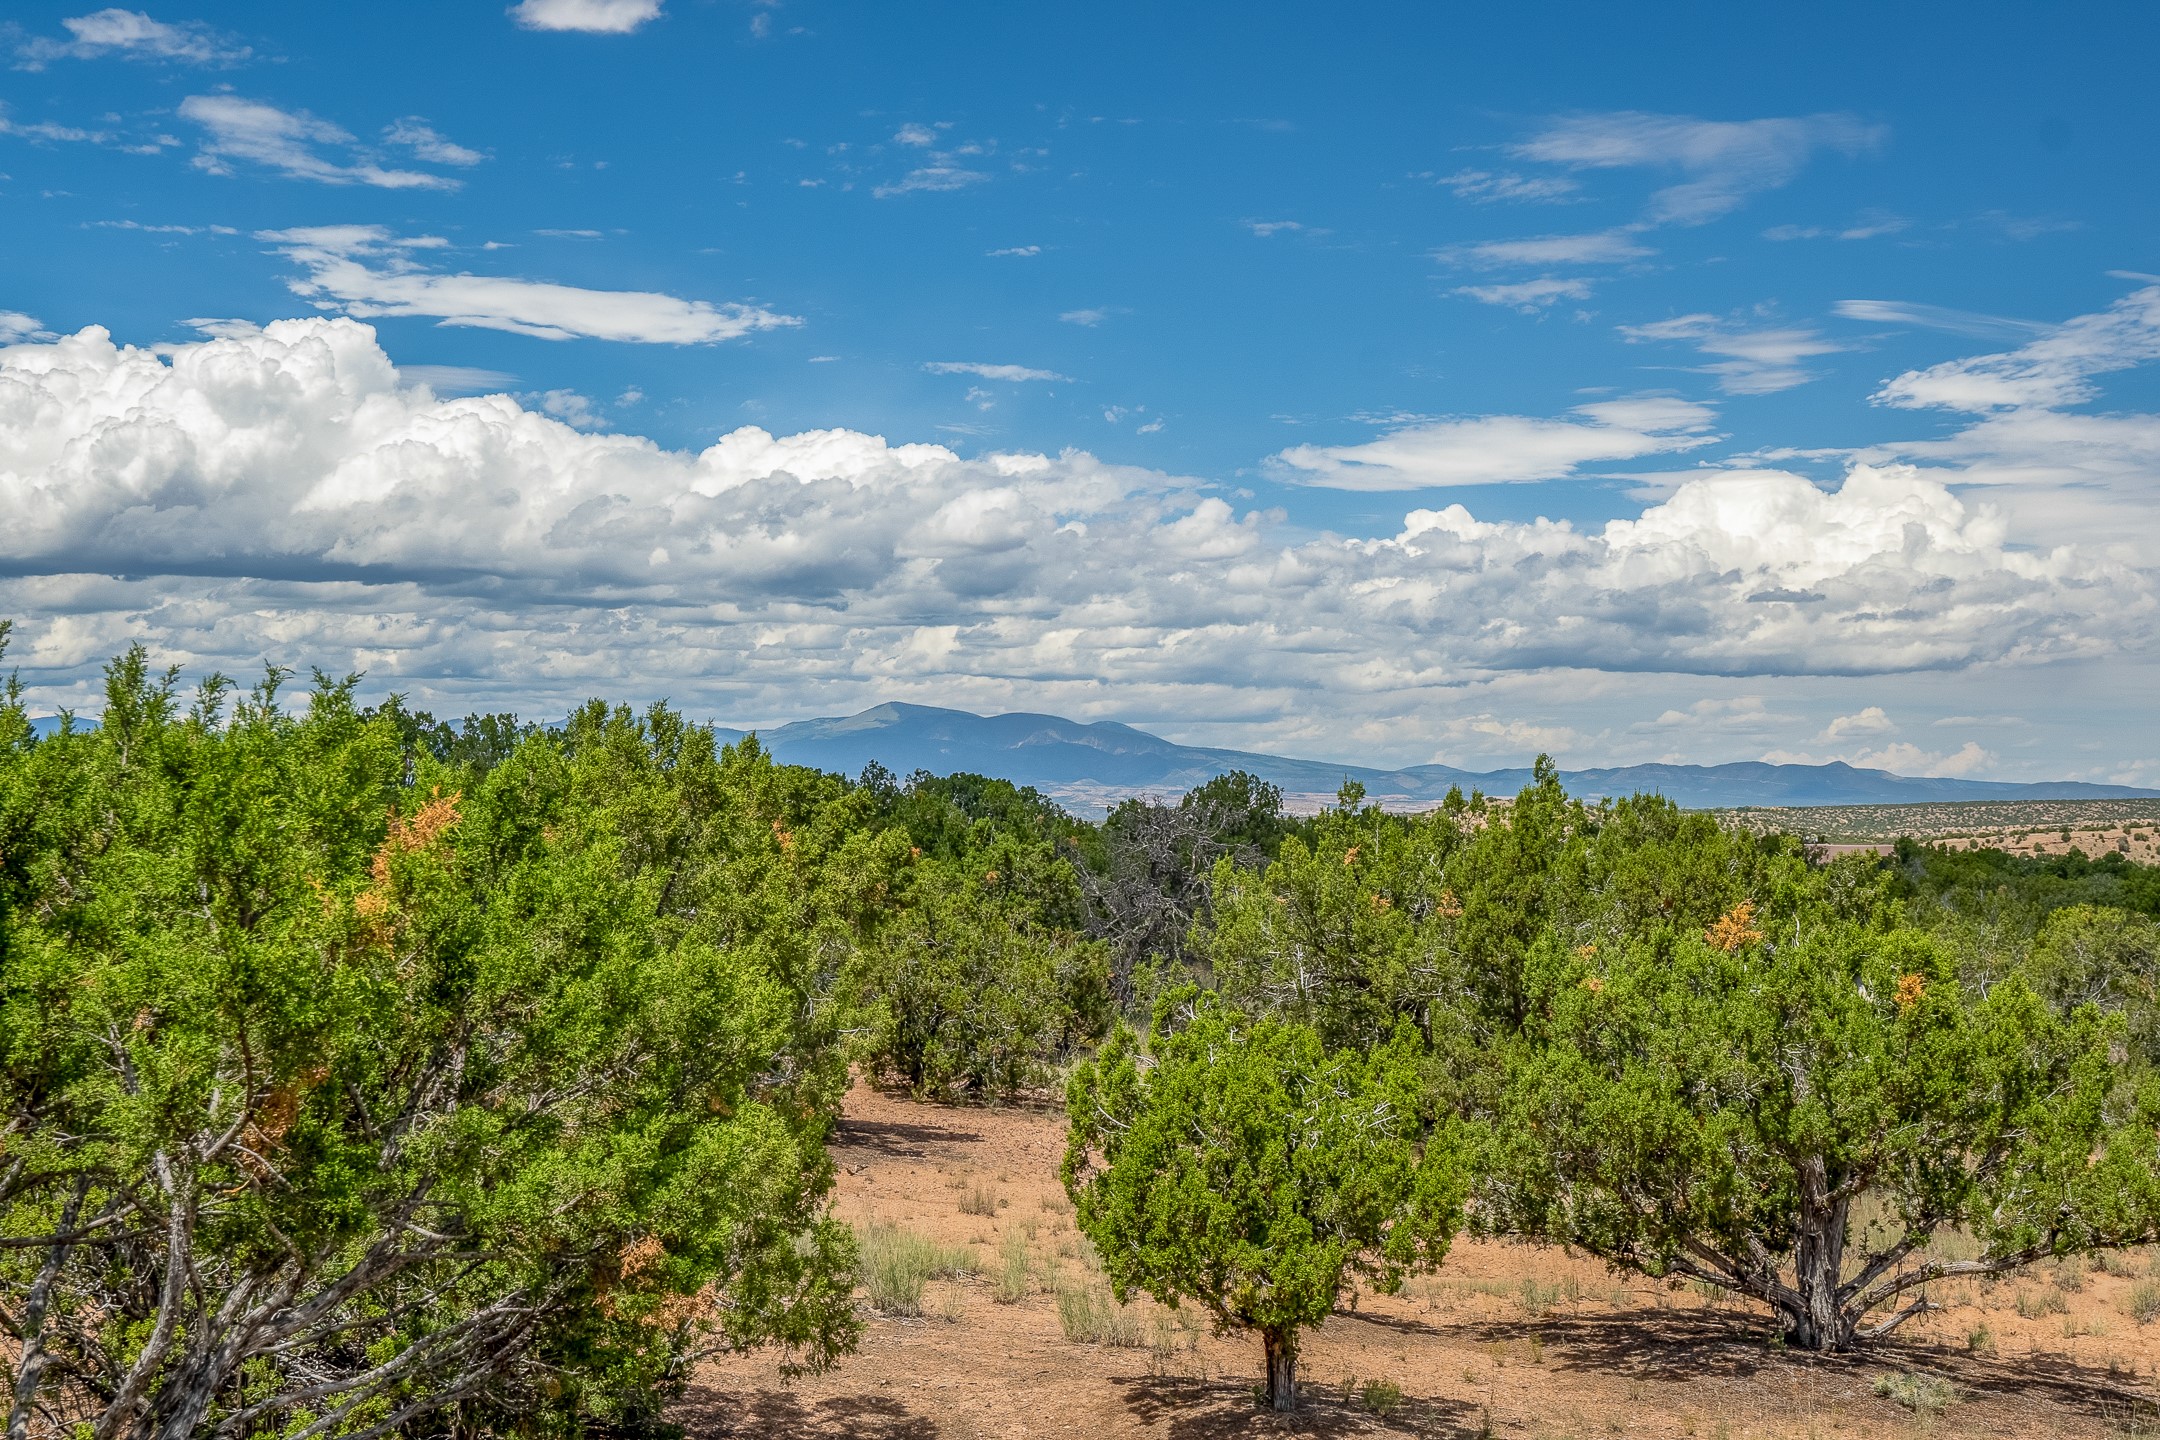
[[369, 788, 463, 887], [239, 1065, 330, 1181], [1705, 900, 1763, 953], [352, 789, 463, 941], [1895, 972, 1927, 1014]]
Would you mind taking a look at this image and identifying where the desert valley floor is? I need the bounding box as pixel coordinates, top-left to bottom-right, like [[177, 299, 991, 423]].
[[687, 1082, 2160, 1439]]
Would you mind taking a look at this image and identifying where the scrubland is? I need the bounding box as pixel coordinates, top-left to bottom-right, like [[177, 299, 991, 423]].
[[690, 1082, 2160, 1440]]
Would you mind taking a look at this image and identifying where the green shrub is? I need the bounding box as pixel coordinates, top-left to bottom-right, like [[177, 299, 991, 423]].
[[1486, 910, 2160, 1352], [844, 868, 1107, 1099], [2129, 1280, 2160, 1325]]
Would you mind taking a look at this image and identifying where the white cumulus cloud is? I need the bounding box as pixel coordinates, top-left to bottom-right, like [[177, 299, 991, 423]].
[[0, 321, 2147, 752]]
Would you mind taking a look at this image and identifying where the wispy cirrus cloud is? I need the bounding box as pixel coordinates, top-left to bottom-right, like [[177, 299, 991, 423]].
[[181, 95, 463, 189], [0, 102, 177, 154], [1426, 168, 1579, 203], [15, 8, 250, 68], [510, 0, 663, 33], [1271, 396, 1719, 490], [1763, 212, 1907, 242], [90, 218, 236, 236], [923, 361, 1070, 382], [260, 225, 799, 343], [869, 122, 1002, 198], [383, 118, 484, 167], [1873, 284, 2160, 412], [874, 163, 990, 198], [1832, 298, 2049, 341], [1452, 277, 1595, 312], [1440, 111, 1886, 298], [0, 312, 53, 343], [1439, 229, 1651, 269], [1510, 111, 1884, 226], [1619, 313, 1851, 394]]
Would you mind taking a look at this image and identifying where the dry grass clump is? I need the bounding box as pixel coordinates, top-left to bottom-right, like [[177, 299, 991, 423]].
[[993, 1229, 1034, 1303], [856, 1222, 972, 1317], [959, 1182, 1002, 1217], [1358, 1377, 1404, 1415], [2016, 1287, 2070, 1319], [1874, 1370, 1955, 1415], [1056, 1282, 1147, 1346]]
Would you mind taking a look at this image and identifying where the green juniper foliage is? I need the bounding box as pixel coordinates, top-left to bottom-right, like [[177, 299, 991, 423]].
[[0, 646, 876, 1440], [9, 626, 2160, 1440], [1483, 907, 2160, 1350], [1062, 990, 1467, 1411]]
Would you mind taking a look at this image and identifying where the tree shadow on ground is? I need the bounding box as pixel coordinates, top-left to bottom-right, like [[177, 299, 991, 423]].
[[1353, 1301, 2159, 1427], [676, 1385, 942, 1438], [831, 1115, 983, 1159], [1118, 1374, 1484, 1439]]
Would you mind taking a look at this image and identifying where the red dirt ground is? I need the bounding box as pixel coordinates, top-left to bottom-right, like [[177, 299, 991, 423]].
[[684, 1082, 2160, 1439]]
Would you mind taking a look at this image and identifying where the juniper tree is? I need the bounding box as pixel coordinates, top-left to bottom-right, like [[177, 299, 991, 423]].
[[1485, 904, 2160, 1351], [1063, 990, 1466, 1411], [0, 646, 874, 1440]]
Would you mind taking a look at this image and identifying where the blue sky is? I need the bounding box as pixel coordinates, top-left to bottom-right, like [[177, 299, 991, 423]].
[[2, 1, 2157, 782]]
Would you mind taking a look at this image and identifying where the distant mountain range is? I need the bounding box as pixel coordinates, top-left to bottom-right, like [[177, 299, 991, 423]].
[[31, 702, 2152, 812], [712, 702, 2159, 813]]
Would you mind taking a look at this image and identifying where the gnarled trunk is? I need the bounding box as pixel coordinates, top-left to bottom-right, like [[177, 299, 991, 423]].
[[1262, 1328, 1298, 1413], [1783, 1166, 1857, 1352]]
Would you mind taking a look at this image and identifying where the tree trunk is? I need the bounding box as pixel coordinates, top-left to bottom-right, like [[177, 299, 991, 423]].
[[1779, 1183, 1866, 1355], [1783, 1166, 1857, 1352], [1261, 1328, 1298, 1413], [10, 1178, 89, 1440]]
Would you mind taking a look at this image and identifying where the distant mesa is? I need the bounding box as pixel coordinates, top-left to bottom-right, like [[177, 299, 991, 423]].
[[714, 702, 2158, 814]]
